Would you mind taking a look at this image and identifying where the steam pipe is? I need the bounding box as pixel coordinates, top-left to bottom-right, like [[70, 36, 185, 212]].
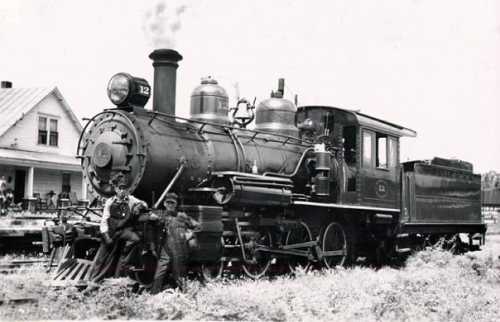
[[263, 147, 314, 178]]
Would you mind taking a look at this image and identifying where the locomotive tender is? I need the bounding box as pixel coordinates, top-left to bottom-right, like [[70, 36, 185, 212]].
[[68, 48, 486, 281]]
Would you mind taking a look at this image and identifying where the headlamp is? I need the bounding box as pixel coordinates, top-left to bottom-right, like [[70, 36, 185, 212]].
[[107, 73, 151, 108]]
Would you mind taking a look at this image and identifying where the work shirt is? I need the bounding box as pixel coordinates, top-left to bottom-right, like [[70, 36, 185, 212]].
[[100, 195, 147, 235]]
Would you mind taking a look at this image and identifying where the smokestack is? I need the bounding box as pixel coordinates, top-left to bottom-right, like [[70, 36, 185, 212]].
[[1, 81, 12, 89], [149, 49, 183, 115]]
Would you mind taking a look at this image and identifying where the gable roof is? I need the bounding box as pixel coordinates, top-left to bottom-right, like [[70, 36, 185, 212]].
[[0, 86, 82, 137]]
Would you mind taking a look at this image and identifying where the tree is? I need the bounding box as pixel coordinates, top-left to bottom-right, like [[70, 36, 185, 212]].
[[482, 171, 500, 190]]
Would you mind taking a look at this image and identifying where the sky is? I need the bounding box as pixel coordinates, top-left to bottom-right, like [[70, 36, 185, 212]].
[[0, 0, 499, 173]]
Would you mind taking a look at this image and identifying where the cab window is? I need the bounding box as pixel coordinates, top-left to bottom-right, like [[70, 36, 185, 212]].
[[322, 112, 334, 136], [363, 130, 397, 170], [388, 138, 398, 168], [343, 126, 357, 165], [376, 133, 388, 169], [362, 130, 374, 168]]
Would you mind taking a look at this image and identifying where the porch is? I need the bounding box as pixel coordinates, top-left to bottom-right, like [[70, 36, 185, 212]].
[[0, 148, 88, 213]]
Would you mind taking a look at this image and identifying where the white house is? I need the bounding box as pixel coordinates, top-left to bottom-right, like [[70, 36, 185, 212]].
[[0, 81, 86, 209]]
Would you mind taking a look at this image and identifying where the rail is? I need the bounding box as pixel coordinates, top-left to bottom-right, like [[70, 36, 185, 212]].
[[0, 297, 38, 306], [0, 258, 56, 274]]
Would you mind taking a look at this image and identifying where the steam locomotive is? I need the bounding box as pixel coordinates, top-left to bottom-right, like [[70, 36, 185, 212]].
[[47, 49, 486, 285]]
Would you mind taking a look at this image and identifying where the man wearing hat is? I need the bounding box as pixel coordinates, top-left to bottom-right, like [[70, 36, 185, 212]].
[[150, 192, 200, 293], [98, 175, 148, 277]]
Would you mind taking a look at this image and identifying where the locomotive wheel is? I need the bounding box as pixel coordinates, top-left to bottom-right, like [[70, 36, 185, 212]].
[[131, 247, 157, 286], [321, 222, 351, 269], [242, 231, 272, 279], [200, 238, 225, 282], [200, 261, 224, 282], [285, 222, 313, 272]]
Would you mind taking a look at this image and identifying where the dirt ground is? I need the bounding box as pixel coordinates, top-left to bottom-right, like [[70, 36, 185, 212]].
[[0, 234, 499, 321]]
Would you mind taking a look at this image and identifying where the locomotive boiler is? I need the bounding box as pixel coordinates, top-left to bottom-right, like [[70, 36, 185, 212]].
[[49, 48, 486, 285]]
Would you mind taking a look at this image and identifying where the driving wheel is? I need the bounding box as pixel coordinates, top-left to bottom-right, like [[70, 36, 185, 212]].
[[200, 238, 225, 282], [200, 261, 224, 281], [321, 222, 350, 268], [241, 231, 272, 279], [285, 222, 312, 272]]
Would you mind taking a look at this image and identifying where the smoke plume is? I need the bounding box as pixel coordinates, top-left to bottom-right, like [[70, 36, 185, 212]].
[[143, 0, 190, 49]]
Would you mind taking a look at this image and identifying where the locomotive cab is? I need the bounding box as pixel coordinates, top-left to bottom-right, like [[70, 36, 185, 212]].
[[296, 105, 416, 208]]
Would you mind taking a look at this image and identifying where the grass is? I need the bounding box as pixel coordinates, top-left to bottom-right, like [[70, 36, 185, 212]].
[[0, 236, 499, 321]]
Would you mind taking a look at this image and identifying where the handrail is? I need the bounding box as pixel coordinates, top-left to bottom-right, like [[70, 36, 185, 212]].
[[225, 128, 242, 172], [75, 113, 100, 158], [76, 109, 143, 159], [153, 163, 186, 209]]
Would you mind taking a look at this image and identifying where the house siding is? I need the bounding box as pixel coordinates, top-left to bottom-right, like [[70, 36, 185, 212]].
[[32, 168, 83, 200], [0, 88, 87, 206]]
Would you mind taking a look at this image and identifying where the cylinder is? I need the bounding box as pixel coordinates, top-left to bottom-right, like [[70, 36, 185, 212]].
[[148, 49, 183, 115]]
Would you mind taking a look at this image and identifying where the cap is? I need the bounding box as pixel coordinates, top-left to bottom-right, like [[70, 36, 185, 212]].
[[164, 192, 178, 202]]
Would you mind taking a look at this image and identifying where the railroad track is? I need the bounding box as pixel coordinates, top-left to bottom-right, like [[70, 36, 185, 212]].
[[0, 297, 38, 306], [0, 259, 56, 273]]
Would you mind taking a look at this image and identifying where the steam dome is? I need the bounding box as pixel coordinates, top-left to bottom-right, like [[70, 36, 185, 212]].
[[190, 77, 230, 125]]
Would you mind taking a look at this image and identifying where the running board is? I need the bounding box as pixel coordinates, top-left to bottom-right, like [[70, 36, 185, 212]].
[[292, 201, 400, 213], [373, 213, 393, 224]]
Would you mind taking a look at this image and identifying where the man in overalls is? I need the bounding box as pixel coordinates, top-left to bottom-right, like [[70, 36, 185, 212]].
[[150, 193, 200, 293], [98, 176, 148, 277]]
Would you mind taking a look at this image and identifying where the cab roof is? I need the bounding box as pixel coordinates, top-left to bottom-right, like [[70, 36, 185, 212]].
[[298, 105, 417, 138]]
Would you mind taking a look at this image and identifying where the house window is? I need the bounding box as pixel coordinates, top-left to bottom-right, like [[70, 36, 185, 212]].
[[38, 117, 47, 144], [49, 119, 58, 146], [38, 115, 58, 147]]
